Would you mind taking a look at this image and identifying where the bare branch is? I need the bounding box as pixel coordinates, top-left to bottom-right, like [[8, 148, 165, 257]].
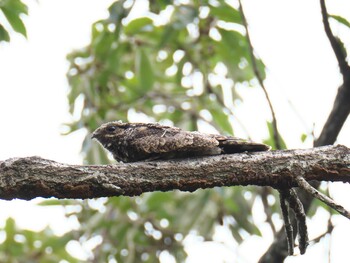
[[295, 176, 350, 219], [0, 145, 349, 200], [320, 0, 350, 77]]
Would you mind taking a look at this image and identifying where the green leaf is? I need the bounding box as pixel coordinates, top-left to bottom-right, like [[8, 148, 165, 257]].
[[38, 199, 77, 206], [229, 224, 243, 243], [136, 49, 155, 91], [149, 0, 173, 13], [175, 55, 186, 84], [330, 15, 350, 28], [210, 108, 233, 135], [263, 121, 287, 150], [215, 28, 266, 83], [124, 17, 153, 35], [158, 24, 177, 48], [210, 4, 242, 24], [176, 5, 198, 27], [216, 28, 250, 81], [1, 6, 27, 37], [300, 133, 307, 143], [108, 0, 127, 22], [92, 28, 115, 58], [255, 57, 266, 81], [38, 199, 64, 206], [3, 0, 28, 15], [0, 24, 10, 41], [4, 217, 16, 239]]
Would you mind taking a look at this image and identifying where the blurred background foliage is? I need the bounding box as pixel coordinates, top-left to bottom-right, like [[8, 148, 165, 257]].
[[62, 1, 274, 261], [2, 0, 349, 262]]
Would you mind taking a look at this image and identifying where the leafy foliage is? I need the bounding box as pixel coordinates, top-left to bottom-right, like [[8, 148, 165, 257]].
[[0, 0, 28, 42], [0, 217, 78, 262], [62, 0, 273, 261]]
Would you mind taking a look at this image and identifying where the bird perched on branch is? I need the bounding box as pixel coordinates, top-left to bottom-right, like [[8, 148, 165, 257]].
[[92, 121, 270, 163]]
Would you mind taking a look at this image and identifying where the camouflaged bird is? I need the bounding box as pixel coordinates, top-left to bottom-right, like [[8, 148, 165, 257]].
[[92, 121, 270, 163]]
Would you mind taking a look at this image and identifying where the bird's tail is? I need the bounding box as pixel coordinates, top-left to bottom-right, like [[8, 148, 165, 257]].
[[214, 135, 271, 153]]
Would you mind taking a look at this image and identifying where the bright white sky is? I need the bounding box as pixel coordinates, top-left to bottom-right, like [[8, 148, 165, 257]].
[[0, 0, 350, 262]]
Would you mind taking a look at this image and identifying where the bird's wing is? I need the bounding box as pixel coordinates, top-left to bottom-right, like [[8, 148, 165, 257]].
[[131, 130, 219, 154]]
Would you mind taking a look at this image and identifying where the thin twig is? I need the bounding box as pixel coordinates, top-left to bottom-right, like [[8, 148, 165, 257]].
[[279, 189, 294, 255], [238, 0, 281, 149], [295, 176, 350, 219]]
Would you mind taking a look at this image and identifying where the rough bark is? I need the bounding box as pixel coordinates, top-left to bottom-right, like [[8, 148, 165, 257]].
[[0, 145, 349, 201]]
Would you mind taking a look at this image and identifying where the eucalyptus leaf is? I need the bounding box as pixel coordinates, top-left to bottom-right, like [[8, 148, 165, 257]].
[[124, 17, 153, 35], [330, 15, 350, 28], [210, 108, 233, 135], [0, 24, 10, 41], [210, 4, 242, 24], [136, 49, 155, 91], [1, 6, 27, 37]]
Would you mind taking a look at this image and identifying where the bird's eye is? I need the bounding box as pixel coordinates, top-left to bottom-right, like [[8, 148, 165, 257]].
[[106, 126, 117, 132]]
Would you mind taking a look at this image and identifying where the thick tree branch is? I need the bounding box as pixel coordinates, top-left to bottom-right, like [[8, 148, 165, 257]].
[[0, 145, 349, 201]]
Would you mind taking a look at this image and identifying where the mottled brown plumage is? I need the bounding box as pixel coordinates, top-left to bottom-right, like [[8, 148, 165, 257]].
[[92, 121, 270, 163]]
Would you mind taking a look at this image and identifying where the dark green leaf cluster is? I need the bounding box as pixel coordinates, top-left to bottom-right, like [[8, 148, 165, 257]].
[[0, 0, 28, 42]]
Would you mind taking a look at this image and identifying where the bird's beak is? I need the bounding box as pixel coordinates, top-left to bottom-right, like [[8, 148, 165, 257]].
[[91, 127, 100, 139]]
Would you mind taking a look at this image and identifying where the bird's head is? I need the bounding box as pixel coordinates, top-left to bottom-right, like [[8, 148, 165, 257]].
[[92, 121, 128, 147]]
